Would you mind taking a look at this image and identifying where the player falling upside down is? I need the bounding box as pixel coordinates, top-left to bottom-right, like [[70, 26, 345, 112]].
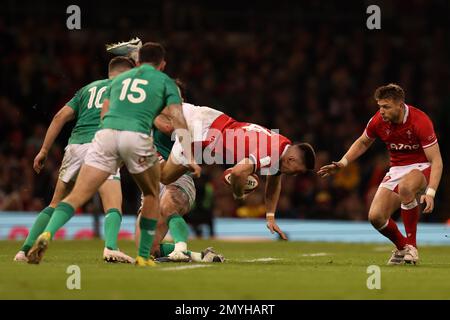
[[27, 42, 200, 266], [154, 83, 316, 240], [318, 83, 443, 265], [15, 57, 135, 263]]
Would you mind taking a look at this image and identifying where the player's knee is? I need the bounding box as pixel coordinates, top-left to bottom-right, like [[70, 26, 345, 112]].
[[398, 181, 416, 200], [368, 211, 386, 229]]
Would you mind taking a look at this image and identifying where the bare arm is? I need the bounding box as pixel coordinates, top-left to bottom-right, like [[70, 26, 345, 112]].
[[34, 106, 75, 173], [265, 174, 282, 214], [420, 143, 443, 213], [162, 104, 201, 177], [230, 159, 254, 199], [318, 133, 374, 178], [265, 174, 287, 240]]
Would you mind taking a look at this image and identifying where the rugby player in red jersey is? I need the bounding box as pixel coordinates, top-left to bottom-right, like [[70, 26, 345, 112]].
[[318, 84, 443, 265], [154, 93, 316, 240]]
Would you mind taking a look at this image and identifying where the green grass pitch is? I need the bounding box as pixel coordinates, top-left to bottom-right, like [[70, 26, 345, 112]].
[[1, 239, 450, 299]]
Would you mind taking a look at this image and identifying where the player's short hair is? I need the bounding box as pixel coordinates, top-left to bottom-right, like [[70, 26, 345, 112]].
[[108, 56, 135, 72], [295, 143, 316, 171], [175, 79, 187, 100], [374, 83, 405, 101], [139, 42, 166, 65]]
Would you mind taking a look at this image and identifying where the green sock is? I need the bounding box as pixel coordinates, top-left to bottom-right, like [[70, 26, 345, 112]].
[[139, 217, 157, 259], [159, 243, 193, 257], [167, 214, 189, 244], [21, 206, 54, 253], [104, 209, 122, 250], [44, 202, 75, 238]]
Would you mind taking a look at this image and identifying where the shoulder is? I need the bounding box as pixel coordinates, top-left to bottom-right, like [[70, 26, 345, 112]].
[[366, 111, 383, 130], [408, 104, 433, 122]]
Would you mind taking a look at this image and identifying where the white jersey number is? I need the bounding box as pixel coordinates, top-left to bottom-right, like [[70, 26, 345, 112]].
[[87, 86, 107, 109], [119, 78, 148, 104], [242, 124, 273, 137]]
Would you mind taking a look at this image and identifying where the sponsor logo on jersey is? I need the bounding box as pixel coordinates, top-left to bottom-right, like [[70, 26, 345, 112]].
[[389, 143, 420, 151]]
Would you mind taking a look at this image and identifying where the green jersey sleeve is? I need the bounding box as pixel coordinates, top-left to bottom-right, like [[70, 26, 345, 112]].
[[66, 90, 82, 113], [164, 77, 182, 106]]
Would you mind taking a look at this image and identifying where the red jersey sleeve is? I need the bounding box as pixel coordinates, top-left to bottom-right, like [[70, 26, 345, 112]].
[[364, 115, 378, 140], [416, 114, 437, 148]]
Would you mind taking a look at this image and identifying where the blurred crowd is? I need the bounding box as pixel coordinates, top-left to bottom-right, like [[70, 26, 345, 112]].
[[1, 1, 449, 222]]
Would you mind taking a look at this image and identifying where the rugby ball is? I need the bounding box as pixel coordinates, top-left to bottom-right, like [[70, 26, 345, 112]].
[[222, 168, 260, 194]]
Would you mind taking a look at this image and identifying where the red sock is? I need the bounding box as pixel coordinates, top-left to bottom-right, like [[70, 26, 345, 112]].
[[401, 200, 420, 248], [377, 218, 407, 250]]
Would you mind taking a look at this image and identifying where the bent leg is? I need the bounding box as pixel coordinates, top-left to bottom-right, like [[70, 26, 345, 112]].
[[398, 169, 427, 248], [368, 187, 406, 250], [45, 164, 110, 238]]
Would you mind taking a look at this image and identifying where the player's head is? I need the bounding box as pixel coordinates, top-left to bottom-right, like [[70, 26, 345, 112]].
[[138, 42, 166, 70], [374, 83, 405, 123], [108, 56, 135, 78], [281, 143, 316, 175]]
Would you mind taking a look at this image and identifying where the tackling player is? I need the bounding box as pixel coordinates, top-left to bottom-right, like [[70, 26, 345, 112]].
[[27, 42, 201, 266], [14, 57, 135, 263], [135, 128, 224, 262], [318, 84, 443, 265]]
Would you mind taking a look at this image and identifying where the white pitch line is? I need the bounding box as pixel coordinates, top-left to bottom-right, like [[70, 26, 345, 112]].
[[161, 264, 213, 271], [241, 258, 281, 262], [301, 252, 330, 257]]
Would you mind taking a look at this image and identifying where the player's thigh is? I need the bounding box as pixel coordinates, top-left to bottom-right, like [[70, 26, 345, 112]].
[[132, 163, 161, 197], [368, 187, 401, 226], [161, 153, 189, 185], [98, 179, 122, 212], [49, 178, 74, 207], [65, 164, 111, 206], [398, 169, 427, 197], [160, 185, 191, 217]]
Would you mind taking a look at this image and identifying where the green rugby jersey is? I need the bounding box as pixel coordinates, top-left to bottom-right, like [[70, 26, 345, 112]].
[[101, 64, 181, 134], [153, 128, 174, 160], [66, 78, 111, 144]]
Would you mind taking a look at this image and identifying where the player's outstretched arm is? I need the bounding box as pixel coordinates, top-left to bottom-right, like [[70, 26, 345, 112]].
[[265, 174, 287, 240], [317, 133, 374, 178], [420, 143, 443, 213], [34, 106, 75, 174]]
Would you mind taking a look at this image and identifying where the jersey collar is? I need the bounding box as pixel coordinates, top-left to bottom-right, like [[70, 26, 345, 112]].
[[402, 104, 409, 124]]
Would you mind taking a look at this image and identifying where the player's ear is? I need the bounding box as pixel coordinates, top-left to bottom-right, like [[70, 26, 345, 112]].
[[159, 60, 166, 71]]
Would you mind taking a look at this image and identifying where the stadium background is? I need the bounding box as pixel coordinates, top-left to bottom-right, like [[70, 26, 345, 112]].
[[0, 1, 449, 239]]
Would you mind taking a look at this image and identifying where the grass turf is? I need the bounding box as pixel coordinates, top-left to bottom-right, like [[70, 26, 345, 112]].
[[1, 239, 450, 299]]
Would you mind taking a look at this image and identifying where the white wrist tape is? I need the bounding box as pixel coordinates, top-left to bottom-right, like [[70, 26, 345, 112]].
[[426, 187, 436, 198], [266, 213, 275, 218], [339, 157, 349, 167]]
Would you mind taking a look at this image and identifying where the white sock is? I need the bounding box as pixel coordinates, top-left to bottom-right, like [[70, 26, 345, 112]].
[[174, 241, 187, 252]]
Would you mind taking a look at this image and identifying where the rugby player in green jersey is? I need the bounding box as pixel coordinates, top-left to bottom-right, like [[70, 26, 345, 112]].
[[27, 42, 201, 266], [15, 57, 135, 263]]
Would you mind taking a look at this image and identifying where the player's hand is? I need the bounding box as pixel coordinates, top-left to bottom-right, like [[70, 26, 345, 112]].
[[420, 194, 434, 214], [266, 217, 287, 240], [317, 161, 345, 178], [187, 162, 202, 178], [33, 150, 48, 174]]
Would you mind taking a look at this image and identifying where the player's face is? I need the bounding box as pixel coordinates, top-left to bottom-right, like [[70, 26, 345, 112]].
[[377, 98, 403, 123], [282, 156, 306, 176]]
